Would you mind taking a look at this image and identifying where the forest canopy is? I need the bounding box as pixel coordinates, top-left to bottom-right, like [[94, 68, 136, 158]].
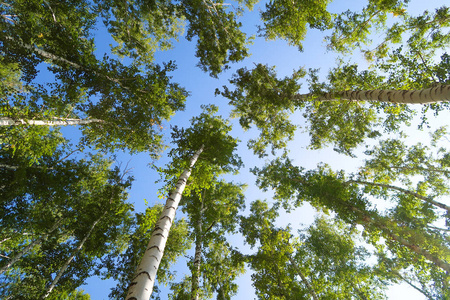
[[1, 0, 449, 299]]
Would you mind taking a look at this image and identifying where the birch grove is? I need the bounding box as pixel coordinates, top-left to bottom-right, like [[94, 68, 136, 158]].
[[2, 0, 450, 298]]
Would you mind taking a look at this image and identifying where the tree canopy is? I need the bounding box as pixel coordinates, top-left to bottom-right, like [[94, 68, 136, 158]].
[[1, 0, 449, 299]]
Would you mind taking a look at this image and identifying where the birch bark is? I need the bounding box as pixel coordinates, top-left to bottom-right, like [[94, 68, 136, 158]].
[[5, 37, 134, 90], [0, 117, 104, 126], [126, 146, 204, 300], [0, 219, 62, 274], [42, 213, 105, 298], [191, 200, 203, 300], [294, 84, 450, 104], [347, 179, 450, 213], [287, 255, 319, 300], [350, 206, 450, 273]]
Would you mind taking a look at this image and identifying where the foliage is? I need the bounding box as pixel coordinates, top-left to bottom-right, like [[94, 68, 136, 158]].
[[1, 0, 254, 157], [101, 204, 191, 299], [170, 179, 246, 299], [251, 131, 450, 298], [0, 145, 134, 299], [240, 200, 387, 299], [260, 0, 332, 51], [158, 105, 243, 197], [218, 64, 305, 157]]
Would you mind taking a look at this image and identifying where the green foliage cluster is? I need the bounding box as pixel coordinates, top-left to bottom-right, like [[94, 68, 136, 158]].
[[0, 143, 135, 299], [252, 130, 450, 298], [2, 0, 450, 299]]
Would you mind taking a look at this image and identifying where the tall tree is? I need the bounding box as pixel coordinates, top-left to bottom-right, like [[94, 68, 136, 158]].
[[168, 179, 246, 300], [241, 199, 387, 300], [252, 135, 450, 297], [126, 105, 242, 300], [220, 60, 450, 156], [0, 146, 134, 299], [101, 204, 192, 299], [1, 0, 256, 158]]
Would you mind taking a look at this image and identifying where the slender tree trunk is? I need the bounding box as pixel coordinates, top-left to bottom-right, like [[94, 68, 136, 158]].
[[287, 255, 319, 300], [347, 179, 450, 213], [349, 206, 450, 273], [191, 200, 203, 300], [42, 213, 104, 299], [390, 165, 450, 176], [392, 270, 434, 300], [5, 37, 133, 91], [0, 219, 62, 274], [0, 117, 104, 126], [295, 84, 450, 104], [353, 284, 369, 300], [126, 146, 204, 300], [5, 36, 84, 70]]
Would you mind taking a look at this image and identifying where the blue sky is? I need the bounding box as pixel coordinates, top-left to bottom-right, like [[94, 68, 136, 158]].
[[52, 0, 450, 298]]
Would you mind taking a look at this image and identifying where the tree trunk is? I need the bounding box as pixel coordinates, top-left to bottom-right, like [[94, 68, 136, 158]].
[[0, 219, 62, 274], [392, 270, 434, 300], [287, 255, 319, 300], [191, 200, 203, 300], [0, 117, 104, 126], [347, 179, 450, 213], [42, 213, 104, 298], [349, 206, 450, 273], [5, 36, 133, 91], [295, 84, 450, 104], [126, 146, 204, 300], [5, 36, 84, 70]]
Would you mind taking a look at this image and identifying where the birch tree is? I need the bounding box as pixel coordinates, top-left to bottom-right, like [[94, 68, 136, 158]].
[[126, 105, 242, 300], [99, 204, 191, 299], [240, 199, 387, 300], [0, 146, 134, 299], [220, 59, 450, 156], [168, 179, 246, 300], [218, 2, 450, 157], [1, 0, 256, 157], [252, 141, 450, 298]]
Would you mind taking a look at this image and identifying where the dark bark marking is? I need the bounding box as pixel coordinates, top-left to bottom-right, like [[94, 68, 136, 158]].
[[148, 245, 162, 252]]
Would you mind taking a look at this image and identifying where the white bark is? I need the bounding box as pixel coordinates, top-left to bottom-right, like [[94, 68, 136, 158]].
[[288, 255, 319, 300], [5, 36, 133, 90], [42, 213, 104, 298], [0, 219, 62, 274], [0, 117, 104, 126], [347, 179, 450, 213], [126, 146, 204, 300], [191, 200, 203, 300], [295, 84, 450, 104], [4, 36, 83, 70]]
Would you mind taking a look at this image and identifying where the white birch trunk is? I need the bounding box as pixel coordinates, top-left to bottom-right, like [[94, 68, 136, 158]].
[[0, 219, 62, 274], [191, 200, 203, 300], [347, 179, 450, 213], [0, 117, 104, 126], [350, 206, 450, 273], [126, 146, 204, 300], [295, 84, 450, 104], [5, 36, 130, 90], [42, 214, 104, 298], [287, 255, 319, 300]]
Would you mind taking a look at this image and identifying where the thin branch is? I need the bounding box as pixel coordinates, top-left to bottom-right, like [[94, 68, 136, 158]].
[[416, 51, 439, 83], [43, 0, 57, 23]]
